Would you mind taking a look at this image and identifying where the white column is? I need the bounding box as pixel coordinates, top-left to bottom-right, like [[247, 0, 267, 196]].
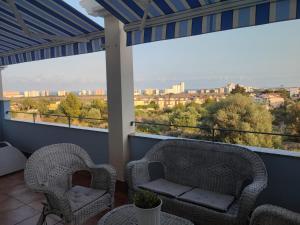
[[104, 15, 135, 181], [0, 67, 5, 100]]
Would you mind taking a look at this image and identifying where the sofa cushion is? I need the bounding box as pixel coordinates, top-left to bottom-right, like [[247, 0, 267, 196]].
[[139, 178, 192, 198], [178, 188, 235, 212], [67, 186, 106, 211]]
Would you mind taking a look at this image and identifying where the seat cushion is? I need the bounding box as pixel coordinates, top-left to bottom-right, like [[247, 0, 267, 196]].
[[178, 188, 235, 212], [138, 178, 192, 198], [67, 186, 106, 211]]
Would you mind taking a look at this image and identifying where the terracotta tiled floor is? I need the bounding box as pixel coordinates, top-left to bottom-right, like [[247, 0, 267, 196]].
[[0, 171, 128, 225]]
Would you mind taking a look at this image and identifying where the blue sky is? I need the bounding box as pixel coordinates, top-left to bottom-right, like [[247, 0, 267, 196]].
[[2, 1, 300, 91]]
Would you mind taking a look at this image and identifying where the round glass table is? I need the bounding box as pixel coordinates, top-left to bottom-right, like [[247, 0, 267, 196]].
[[98, 204, 194, 225]]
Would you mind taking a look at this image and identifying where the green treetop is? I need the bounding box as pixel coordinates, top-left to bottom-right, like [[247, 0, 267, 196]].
[[59, 93, 82, 117], [201, 94, 281, 148]]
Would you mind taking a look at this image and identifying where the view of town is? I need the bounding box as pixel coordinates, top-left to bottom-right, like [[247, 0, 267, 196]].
[[5, 81, 300, 151]]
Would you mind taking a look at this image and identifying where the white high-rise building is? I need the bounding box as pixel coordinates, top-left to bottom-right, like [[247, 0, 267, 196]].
[[24, 90, 40, 97], [40, 90, 50, 97], [163, 82, 185, 94], [57, 90, 66, 96]]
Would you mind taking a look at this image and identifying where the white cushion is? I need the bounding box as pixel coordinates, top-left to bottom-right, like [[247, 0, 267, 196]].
[[138, 178, 192, 198], [178, 188, 235, 212]]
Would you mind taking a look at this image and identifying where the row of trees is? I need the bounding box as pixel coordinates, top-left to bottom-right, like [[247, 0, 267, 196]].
[[136, 94, 285, 148], [15, 92, 300, 150]]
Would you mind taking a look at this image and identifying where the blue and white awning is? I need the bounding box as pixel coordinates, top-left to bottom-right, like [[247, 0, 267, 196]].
[[0, 0, 105, 66], [95, 0, 300, 46]]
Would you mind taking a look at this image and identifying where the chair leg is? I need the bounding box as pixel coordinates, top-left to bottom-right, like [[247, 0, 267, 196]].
[[37, 205, 49, 225], [37, 211, 46, 225]]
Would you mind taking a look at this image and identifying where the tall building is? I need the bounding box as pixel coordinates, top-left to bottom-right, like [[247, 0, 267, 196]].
[[3, 91, 23, 98], [134, 89, 142, 96], [163, 82, 185, 94], [57, 90, 66, 96], [95, 89, 105, 95], [24, 90, 40, 97], [225, 83, 236, 94], [40, 90, 50, 97], [144, 88, 159, 96]]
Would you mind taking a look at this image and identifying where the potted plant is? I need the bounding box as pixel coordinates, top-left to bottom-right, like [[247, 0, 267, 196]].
[[133, 190, 162, 225]]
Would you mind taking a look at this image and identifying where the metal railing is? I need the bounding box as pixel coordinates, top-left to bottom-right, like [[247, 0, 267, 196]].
[[6, 111, 107, 128], [5, 111, 300, 143], [131, 121, 300, 141]]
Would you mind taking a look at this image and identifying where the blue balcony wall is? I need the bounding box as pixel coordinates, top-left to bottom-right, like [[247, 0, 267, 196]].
[[129, 133, 300, 213], [2, 119, 109, 164]]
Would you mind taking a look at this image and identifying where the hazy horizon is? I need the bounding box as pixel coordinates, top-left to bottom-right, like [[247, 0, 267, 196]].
[[2, 2, 300, 92]]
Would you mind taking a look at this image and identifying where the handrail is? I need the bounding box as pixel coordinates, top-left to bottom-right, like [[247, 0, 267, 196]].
[[6, 110, 107, 128], [131, 121, 300, 139], [5, 111, 300, 140]]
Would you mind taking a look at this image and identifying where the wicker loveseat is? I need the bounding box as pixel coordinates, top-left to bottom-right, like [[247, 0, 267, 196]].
[[25, 143, 116, 225], [127, 139, 267, 225]]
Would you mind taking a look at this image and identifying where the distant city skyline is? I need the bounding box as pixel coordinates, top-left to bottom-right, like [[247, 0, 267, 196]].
[[1, 2, 300, 91]]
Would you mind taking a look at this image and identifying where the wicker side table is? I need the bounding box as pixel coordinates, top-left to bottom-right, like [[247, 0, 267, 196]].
[[98, 204, 194, 225]]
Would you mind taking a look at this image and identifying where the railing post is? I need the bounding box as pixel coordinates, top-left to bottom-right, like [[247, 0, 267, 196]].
[[33, 113, 37, 123], [212, 128, 215, 142], [68, 116, 71, 128]]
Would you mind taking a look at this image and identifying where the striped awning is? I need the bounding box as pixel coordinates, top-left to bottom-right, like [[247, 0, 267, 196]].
[[95, 0, 300, 46], [0, 0, 105, 66]]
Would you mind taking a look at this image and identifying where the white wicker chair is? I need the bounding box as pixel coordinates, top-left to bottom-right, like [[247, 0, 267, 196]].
[[24, 143, 116, 225], [250, 205, 300, 225]]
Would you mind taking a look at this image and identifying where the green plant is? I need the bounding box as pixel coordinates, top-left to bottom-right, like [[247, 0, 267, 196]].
[[133, 190, 161, 209]]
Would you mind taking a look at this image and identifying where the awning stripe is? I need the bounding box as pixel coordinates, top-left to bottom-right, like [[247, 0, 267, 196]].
[[0, 0, 105, 66], [124, 0, 300, 46], [0, 37, 105, 66], [95, 0, 299, 46]]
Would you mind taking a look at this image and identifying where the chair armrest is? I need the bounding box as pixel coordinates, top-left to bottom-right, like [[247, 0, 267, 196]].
[[250, 205, 300, 225], [31, 185, 72, 222], [89, 164, 117, 198], [126, 159, 150, 191], [237, 178, 267, 222]]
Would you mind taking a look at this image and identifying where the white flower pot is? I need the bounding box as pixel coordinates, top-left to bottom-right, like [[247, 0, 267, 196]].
[[134, 200, 162, 225]]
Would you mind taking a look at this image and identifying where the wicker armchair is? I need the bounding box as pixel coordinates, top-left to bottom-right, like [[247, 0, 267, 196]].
[[127, 139, 267, 225], [250, 205, 300, 225], [24, 143, 116, 225]]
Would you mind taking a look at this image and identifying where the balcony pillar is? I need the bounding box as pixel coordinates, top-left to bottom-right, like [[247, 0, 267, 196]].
[[0, 66, 5, 100], [104, 15, 135, 180]]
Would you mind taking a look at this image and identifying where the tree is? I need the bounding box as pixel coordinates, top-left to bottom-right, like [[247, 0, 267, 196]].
[[168, 104, 202, 137], [36, 99, 49, 115], [90, 99, 107, 119], [231, 84, 246, 95], [148, 101, 159, 110], [201, 94, 281, 148], [58, 93, 81, 117], [286, 102, 300, 136], [20, 98, 36, 111]]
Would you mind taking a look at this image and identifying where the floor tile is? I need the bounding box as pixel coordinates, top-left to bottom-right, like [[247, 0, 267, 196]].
[[0, 170, 129, 225], [0, 205, 39, 225], [16, 214, 60, 225], [11, 189, 44, 204], [0, 197, 24, 213]]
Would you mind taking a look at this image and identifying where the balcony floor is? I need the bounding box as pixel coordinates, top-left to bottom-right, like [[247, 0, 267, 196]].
[[0, 171, 128, 225]]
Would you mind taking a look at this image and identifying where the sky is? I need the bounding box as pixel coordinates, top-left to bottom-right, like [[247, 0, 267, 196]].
[[2, 1, 300, 92]]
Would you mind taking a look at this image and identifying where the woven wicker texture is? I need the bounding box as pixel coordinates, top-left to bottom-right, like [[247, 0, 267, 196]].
[[24, 143, 116, 225], [250, 205, 300, 225], [126, 139, 268, 225], [98, 204, 194, 225]]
